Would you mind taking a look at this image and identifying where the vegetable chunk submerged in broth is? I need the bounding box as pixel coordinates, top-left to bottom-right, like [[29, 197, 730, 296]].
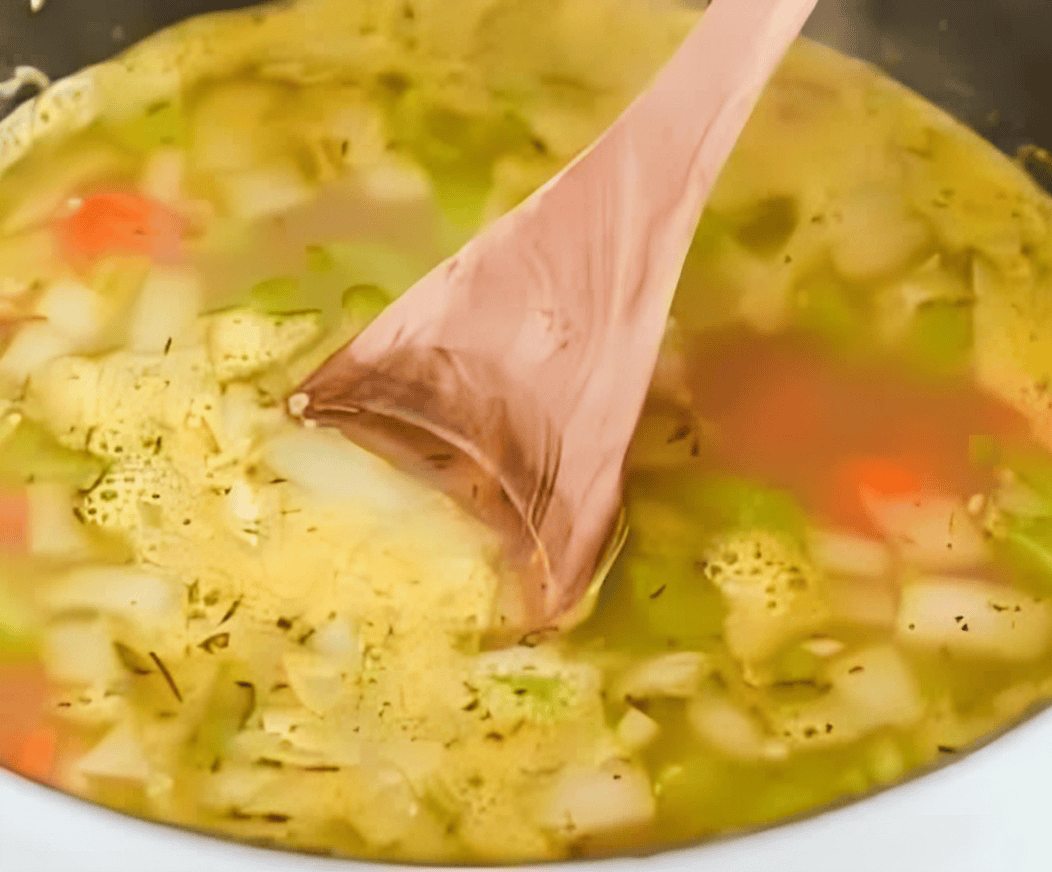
[[1, 0, 1052, 862]]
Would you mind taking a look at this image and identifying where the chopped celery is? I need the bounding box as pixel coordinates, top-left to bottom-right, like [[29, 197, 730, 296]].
[[771, 644, 822, 686], [1000, 520, 1052, 583], [626, 552, 726, 647], [305, 245, 335, 274], [903, 298, 974, 373], [185, 662, 256, 770], [107, 99, 186, 152], [248, 276, 301, 314], [388, 94, 534, 229], [0, 418, 105, 489], [0, 581, 35, 661], [341, 283, 392, 328], [725, 196, 799, 258], [692, 475, 809, 547], [968, 434, 1000, 468], [1003, 447, 1052, 502], [323, 240, 428, 299], [792, 267, 869, 349]]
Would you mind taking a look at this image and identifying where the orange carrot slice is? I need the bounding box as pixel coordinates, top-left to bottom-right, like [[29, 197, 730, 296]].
[[0, 663, 50, 775], [837, 456, 924, 499], [13, 726, 57, 782], [0, 490, 28, 550], [55, 191, 184, 269]]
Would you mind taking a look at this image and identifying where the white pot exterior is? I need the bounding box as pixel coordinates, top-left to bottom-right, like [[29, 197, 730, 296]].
[[3, 705, 1050, 872]]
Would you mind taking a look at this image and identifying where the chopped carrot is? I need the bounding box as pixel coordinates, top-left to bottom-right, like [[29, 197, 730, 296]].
[[55, 191, 184, 269], [837, 456, 924, 498], [0, 663, 50, 775], [13, 726, 57, 782], [0, 489, 28, 550]]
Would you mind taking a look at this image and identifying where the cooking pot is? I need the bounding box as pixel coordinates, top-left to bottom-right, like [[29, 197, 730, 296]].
[[1, 1, 1051, 870]]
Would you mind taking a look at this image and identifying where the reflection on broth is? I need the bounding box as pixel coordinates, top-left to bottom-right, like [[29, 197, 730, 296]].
[[1, 0, 1052, 863]]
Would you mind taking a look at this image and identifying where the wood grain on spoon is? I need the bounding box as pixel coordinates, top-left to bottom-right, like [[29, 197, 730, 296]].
[[291, 0, 820, 633]]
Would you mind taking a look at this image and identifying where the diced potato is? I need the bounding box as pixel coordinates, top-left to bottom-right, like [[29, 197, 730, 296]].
[[809, 528, 892, 579], [829, 185, 931, 282], [827, 576, 899, 629], [539, 758, 655, 841], [687, 693, 789, 761], [127, 267, 203, 354], [825, 644, 926, 732], [862, 490, 989, 570], [139, 147, 186, 205], [0, 322, 79, 385], [770, 644, 925, 748], [360, 156, 433, 203], [896, 577, 1052, 661], [43, 618, 120, 686], [705, 530, 829, 672], [34, 278, 109, 344]]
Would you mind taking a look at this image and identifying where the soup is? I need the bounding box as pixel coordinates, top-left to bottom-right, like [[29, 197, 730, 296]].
[[1, 0, 1052, 862]]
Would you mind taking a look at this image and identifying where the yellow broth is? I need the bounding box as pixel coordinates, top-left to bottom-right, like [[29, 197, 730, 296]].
[[0, 0, 1051, 862]]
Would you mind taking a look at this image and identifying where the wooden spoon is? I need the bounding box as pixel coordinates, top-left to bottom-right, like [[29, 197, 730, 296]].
[[290, 0, 819, 637]]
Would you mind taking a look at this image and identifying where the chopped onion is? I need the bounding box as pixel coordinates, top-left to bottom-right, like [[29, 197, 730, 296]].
[[281, 650, 349, 716], [43, 566, 177, 632], [76, 721, 151, 783], [127, 267, 202, 354], [809, 528, 892, 579], [43, 618, 119, 686], [615, 707, 660, 752], [217, 164, 315, 221], [687, 694, 789, 761], [614, 651, 709, 701], [262, 424, 433, 516], [27, 483, 90, 557], [0, 322, 78, 385]]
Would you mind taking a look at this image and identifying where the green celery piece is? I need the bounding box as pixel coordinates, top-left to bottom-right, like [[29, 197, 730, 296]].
[[490, 674, 574, 720], [0, 581, 35, 661], [248, 276, 301, 314], [341, 283, 393, 327], [619, 472, 806, 644], [1002, 519, 1052, 582], [324, 240, 428, 299], [793, 268, 869, 350], [692, 475, 809, 546], [108, 99, 186, 151], [0, 419, 105, 490], [771, 644, 821, 686], [1003, 447, 1052, 502], [724, 195, 799, 258], [627, 551, 726, 646], [389, 93, 534, 229], [904, 298, 974, 373], [305, 245, 336, 274], [185, 662, 256, 770]]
